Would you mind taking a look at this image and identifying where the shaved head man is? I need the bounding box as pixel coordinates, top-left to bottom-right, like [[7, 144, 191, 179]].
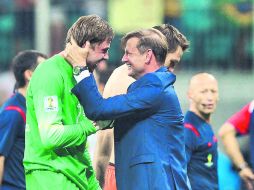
[[188, 73, 219, 122], [184, 73, 219, 190]]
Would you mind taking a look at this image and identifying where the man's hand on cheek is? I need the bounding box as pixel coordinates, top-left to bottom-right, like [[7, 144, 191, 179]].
[[64, 37, 90, 67]]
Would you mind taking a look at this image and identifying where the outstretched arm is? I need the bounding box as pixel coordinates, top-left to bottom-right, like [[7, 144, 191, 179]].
[[219, 123, 254, 190]]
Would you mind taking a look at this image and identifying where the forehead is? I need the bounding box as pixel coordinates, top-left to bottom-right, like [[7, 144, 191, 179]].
[[95, 40, 111, 49], [125, 37, 139, 50], [192, 78, 218, 91]]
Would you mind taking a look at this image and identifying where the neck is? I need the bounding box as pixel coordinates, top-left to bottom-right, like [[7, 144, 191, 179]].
[[199, 113, 211, 123], [146, 64, 161, 74], [17, 86, 27, 98], [190, 109, 211, 123]]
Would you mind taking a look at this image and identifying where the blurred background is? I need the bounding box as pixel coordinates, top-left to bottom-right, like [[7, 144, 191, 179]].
[[0, 0, 253, 148]]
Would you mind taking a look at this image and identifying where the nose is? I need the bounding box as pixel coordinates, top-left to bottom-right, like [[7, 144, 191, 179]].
[[122, 54, 128, 63], [207, 91, 217, 101], [103, 52, 109, 60]]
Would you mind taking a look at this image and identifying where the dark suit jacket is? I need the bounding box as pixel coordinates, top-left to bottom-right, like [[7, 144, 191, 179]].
[[72, 67, 191, 190]]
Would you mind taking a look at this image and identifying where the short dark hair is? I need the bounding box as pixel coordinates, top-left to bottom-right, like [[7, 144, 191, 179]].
[[153, 24, 189, 53], [12, 50, 48, 89], [121, 28, 168, 65], [66, 15, 114, 48]]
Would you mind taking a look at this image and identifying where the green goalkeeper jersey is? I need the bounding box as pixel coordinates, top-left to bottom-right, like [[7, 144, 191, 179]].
[[24, 55, 100, 190]]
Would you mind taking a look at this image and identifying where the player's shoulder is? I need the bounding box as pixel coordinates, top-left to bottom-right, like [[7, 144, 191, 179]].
[[184, 122, 201, 137], [114, 64, 128, 73], [249, 100, 254, 113]]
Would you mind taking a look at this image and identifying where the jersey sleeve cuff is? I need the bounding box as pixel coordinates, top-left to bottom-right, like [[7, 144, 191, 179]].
[[80, 118, 97, 136], [74, 70, 90, 83]]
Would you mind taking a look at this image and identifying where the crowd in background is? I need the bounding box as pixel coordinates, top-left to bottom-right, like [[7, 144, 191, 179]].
[[0, 0, 253, 73]]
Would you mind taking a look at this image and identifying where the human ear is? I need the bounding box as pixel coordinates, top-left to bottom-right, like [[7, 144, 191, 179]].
[[24, 70, 33, 82], [187, 89, 194, 100], [145, 49, 153, 64]]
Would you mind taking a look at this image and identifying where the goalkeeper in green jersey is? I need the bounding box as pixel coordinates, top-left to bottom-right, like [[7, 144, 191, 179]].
[[24, 15, 114, 190]]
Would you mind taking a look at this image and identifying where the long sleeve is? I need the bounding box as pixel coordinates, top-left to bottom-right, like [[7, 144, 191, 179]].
[[72, 74, 164, 121], [28, 62, 96, 150], [0, 110, 23, 156]]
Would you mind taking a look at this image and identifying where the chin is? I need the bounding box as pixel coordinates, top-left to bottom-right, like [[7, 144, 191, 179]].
[[168, 67, 174, 72], [127, 72, 133, 77], [204, 110, 214, 115]]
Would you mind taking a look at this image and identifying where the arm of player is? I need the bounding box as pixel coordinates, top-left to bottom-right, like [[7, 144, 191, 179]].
[[94, 129, 114, 188], [72, 74, 163, 121], [29, 66, 96, 150], [219, 123, 254, 189], [0, 156, 4, 185], [64, 39, 115, 130], [0, 109, 24, 184]]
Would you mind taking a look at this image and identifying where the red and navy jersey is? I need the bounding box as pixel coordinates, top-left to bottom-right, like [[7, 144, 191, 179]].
[[227, 100, 254, 135], [0, 93, 26, 190], [184, 111, 218, 190], [226, 100, 254, 169]]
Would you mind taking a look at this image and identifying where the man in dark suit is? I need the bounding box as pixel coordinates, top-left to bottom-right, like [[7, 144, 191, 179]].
[[65, 28, 190, 190]]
